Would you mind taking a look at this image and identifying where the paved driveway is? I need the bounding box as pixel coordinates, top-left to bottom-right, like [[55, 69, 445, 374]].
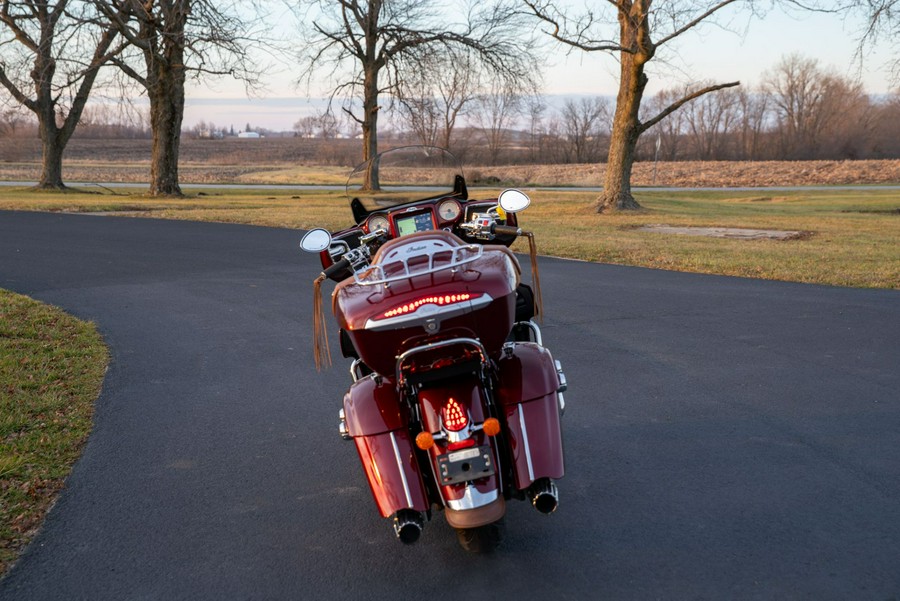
[[1, 211, 898, 600]]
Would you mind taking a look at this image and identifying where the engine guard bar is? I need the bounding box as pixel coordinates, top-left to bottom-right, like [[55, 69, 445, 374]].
[[395, 337, 489, 387]]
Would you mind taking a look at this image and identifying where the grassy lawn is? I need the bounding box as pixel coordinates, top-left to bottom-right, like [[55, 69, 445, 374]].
[[0, 290, 108, 575], [0, 185, 897, 288]]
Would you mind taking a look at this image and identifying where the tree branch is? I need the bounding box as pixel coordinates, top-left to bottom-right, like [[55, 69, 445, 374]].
[[640, 81, 740, 134], [654, 0, 742, 47], [523, 0, 624, 52]]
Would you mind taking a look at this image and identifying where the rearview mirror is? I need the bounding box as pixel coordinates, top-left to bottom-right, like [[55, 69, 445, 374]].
[[300, 228, 332, 253], [498, 189, 531, 214]]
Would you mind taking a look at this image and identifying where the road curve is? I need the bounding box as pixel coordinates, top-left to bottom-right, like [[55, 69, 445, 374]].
[[0, 211, 898, 600]]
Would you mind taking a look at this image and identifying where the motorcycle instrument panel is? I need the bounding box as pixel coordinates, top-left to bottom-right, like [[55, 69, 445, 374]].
[[395, 211, 436, 236]]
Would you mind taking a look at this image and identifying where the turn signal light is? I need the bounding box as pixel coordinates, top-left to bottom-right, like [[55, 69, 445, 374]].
[[415, 431, 435, 450], [482, 417, 501, 436]]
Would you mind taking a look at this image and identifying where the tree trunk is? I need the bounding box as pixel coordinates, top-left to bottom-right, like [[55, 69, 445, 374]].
[[36, 117, 66, 190], [597, 51, 646, 213], [147, 62, 185, 197], [361, 65, 380, 190], [33, 36, 65, 191]]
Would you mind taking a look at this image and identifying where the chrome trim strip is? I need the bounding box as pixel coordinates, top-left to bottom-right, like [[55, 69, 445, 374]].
[[389, 431, 414, 508], [445, 484, 499, 510], [518, 404, 535, 482]]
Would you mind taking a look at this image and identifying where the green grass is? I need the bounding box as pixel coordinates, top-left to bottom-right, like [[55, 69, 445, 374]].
[[514, 188, 900, 288], [0, 290, 108, 575], [0, 185, 898, 288]]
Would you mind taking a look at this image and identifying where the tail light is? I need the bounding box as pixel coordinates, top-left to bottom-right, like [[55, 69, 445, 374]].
[[377, 292, 482, 320], [442, 398, 469, 432]]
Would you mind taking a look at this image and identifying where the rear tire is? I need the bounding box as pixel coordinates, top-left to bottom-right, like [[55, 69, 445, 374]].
[[455, 519, 504, 553]]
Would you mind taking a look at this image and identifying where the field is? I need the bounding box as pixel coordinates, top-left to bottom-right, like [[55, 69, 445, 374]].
[[2, 136, 900, 188], [1, 137, 898, 288]]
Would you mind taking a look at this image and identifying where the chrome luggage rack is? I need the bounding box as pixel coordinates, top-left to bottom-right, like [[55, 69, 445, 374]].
[[353, 240, 483, 286]]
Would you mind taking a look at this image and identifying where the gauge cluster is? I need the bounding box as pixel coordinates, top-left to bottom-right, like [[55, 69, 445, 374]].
[[363, 197, 467, 236], [359, 196, 516, 251]]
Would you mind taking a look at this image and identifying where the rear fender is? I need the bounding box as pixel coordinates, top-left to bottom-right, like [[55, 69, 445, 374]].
[[416, 378, 487, 433]]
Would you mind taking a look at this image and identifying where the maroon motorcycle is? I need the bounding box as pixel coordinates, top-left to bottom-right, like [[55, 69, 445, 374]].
[[300, 146, 566, 552]]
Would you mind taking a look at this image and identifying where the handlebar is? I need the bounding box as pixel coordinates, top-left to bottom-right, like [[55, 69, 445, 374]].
[[323, 257, 351, 279], [491, 224, 522, 237]]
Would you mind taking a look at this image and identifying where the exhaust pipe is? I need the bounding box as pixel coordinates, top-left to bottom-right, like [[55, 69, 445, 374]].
[[529, 478, 559, 515], [392, 510, 425, 544]]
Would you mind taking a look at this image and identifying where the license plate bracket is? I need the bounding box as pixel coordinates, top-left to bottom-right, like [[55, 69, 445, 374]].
[[436, 445, 494, 485]]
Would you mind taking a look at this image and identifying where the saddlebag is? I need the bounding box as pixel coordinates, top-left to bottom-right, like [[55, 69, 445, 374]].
[[495, 342, 565, 490], [342, 375, 429, 517]]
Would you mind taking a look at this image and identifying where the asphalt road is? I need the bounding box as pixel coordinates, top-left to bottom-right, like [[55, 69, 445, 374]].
[[1, 211, 898, 600]]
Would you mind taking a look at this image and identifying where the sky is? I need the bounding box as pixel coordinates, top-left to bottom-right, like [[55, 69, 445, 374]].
[[180, 3, 896, 132]]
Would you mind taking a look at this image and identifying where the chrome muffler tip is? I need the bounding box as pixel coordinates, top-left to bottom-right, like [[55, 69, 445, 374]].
[[392, 510, 425, 544], [529, 478, 559, 515], [338, 408, 351, 441]]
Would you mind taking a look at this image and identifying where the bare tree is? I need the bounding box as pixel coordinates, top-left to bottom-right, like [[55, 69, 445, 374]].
[[643, 87, 688, 161], [395, 46, 484, 151], [435, 49, 481, 150], [523, 94, 546, 161], [870, 90, 900, 157], [471, 80, 522, 165], [293, 110, 342, 139], [835, 0, 900, 83], [396, 59, 441, 146], [735, 86, 770, 160], [296, 0, 538, 189], [93, 0, 267, 196], [0, 0, 126, 189], [526, 0, 745, 211], [763, 54, 870, 159], [0, 103, 32, 137], [559, 97, 610, 163], [682, 84, 740, 160]]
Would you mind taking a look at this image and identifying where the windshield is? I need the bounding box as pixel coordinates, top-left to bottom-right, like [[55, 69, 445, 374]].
[[345, 146, 465, 211]]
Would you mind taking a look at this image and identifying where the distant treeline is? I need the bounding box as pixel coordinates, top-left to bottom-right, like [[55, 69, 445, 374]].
[[3, 58, 898, 166]]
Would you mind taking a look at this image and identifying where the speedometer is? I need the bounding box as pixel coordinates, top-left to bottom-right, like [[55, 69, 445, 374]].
[[367, 214, 390, 233], [437, 200, 461, 222]]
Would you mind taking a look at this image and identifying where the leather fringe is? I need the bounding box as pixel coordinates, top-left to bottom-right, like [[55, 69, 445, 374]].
[[524, 232, 544, 322], [312, 274, 332, 371]]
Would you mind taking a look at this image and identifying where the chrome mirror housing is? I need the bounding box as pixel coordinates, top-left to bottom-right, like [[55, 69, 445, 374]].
[[300, 228, 332, 253], [498, 189, 531, 214]]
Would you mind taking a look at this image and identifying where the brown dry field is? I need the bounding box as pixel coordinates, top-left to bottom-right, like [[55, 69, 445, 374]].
[[1, 136, 899, 187]]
